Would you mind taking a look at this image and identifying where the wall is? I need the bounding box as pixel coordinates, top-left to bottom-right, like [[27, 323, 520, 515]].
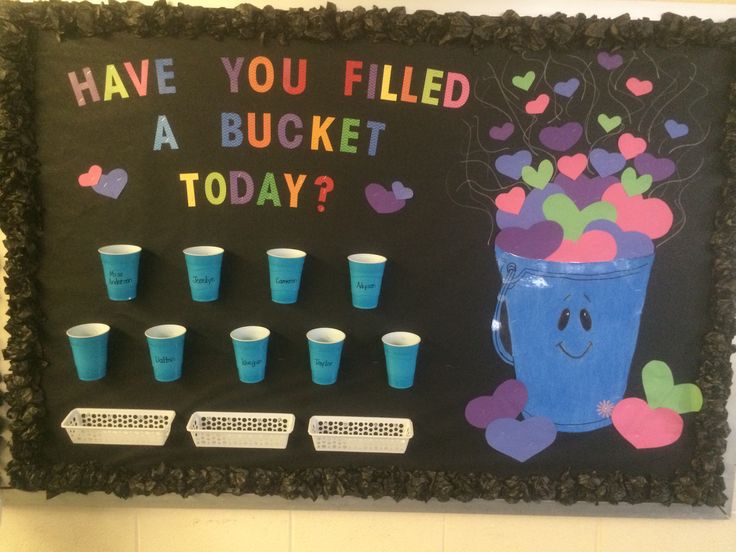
[[2, 0, 736, 550]]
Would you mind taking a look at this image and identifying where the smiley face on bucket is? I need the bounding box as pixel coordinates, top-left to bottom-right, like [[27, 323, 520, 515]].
[[555, 294, 594, 360]]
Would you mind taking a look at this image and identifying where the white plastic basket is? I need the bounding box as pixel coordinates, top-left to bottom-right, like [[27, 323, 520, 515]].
[[61, 408, 175, 446], [308, 415, 414, 454], [186, 411, 295, 449]]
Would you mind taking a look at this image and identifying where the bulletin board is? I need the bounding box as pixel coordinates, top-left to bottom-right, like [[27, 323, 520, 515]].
[[1, 1, 735, 506]]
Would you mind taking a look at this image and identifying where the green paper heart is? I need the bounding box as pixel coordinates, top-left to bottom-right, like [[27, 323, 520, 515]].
[[542, 194, 616, 240], [512, 71, 535, 91], [621, 167, 652, 196], [521, 159, 554, 190], [597, 113, 622, 133], [642, 360, 703, 414]]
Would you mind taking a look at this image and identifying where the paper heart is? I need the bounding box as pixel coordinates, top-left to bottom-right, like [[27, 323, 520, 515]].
[[553, 174, 617, 210], [597, 52, 623, 70], [664, 119, 689, 139], [365, 183, 406, 214], [612, 398, 683, 449], [489, 122, 514, 141], [557, 153, 588, 180], [521, 159, 554, 189], [597, 113, 622, 133], [621, 167, 652, 196], [484, 416, 557, 462], [642, 360, 703, 414], [391, 181, 414, 200], [495, 186, 526, 214], [92, 168, 128, 199], [78, 165, 102, 187], [602, 183, 673, 239], [543, 194, 616, 240], [626, 77, 653, 97], [497, 184, 565, 230], [512, 70, 535, 91], [589, 148, 626, 178], [465, 379, 528, 429], [525, 94, 550, 115], [546, 230, 617, 263], [618, 133, 647, 160], [495, 150, 532, 180], [553, 78, 580, 98], [585, 220, 654, 260], [496, 221, 564, 260], [634, 153, 675, 183], [538, 122, 583, 152]]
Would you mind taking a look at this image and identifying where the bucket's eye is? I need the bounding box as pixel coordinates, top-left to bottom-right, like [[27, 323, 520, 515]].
[[557, 308, 571, 331], [580, 309, 592, 331]]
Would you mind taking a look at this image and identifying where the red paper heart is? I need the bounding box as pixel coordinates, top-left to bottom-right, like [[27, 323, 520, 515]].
[[557, 153, 587, 180], [618, 133, 647, 160], [625, 77, 653, 97], [602, 183, 673, 239], [525, 94, 550, 115], [78, 165, 102, 187], [612, 398, 683, 449], [546, 230, 617, 263], [495, 186, 525, 215]]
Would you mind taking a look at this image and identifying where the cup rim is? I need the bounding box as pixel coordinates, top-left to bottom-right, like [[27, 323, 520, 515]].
[[306, 327, 346, 344], [66, 323, 110, 338], [382, 331, 421, 347], [145, 324, 187, 339], [267, 248, 307, 259], [230, 326, 271, 342], [183, 246, 224, 256], [98, 244, 141, 255], [348, 253, 387, 264]]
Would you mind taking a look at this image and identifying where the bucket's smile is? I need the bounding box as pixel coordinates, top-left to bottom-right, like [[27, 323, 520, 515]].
[[556, 341, 593, 359]]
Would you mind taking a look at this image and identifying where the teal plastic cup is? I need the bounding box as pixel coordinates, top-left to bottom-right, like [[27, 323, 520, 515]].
[[267, 248, 306, 304], [382, 331, 421, 389], [98, 245, 141, 301], [348, 253, 387, 309], [307, 327, 346, 385], [183, 246, 224, 302], [145, 324, 186, 382], [67, 323, 110, 381], [230, 326, 270, 383]]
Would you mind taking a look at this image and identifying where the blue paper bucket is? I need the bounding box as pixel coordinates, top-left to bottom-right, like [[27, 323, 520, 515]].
[[492, 247, 654, 432]]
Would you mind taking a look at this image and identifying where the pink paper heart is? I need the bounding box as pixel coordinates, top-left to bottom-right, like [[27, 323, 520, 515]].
[[525, 93, 550, 115], [602, 183, 673, 239], [78, 165, 102, 187], [495, 186, 525, 215], [545, 230, 617, 263], [557, 153, 587, 180], [612, 398, 683, 449], [625, 77, 653, 97], [618, 133, 647, 160]]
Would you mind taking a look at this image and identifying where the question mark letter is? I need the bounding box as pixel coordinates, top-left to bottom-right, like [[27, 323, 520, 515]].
[[314, 175, 334, 213]]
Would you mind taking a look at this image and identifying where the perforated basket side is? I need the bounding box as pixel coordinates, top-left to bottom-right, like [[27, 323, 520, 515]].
[[307, 416, 413, 454], [186, 412, 295, 449], [61, 408, 176, 446]]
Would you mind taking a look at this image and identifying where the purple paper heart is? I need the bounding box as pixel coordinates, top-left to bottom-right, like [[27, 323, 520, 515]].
[[365, 183, 406, 214], [497, 184, 565, 230], [597, 51, 623, 70], [495, 150, 532, 180], [553, 78, 580, 98], [538, 122, 583, 152], [485, 416, 557, 462], [391, 181, 414, 201], [664, 119, 689, 139], [553, 174, 617, 209], [489, 122, 514, 141], [495, 221, 564, 260], [465, 380, 528, 429], [634, 153, 676, 182], [585, 220, 654, 259], [92, 168, 128, 199], [589, 148, 626, 178]]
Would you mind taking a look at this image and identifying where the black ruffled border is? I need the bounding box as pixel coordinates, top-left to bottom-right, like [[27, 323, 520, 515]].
[[0, 1, 734, 505]]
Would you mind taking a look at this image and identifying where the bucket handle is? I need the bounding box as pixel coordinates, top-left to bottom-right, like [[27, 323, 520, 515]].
[[492, 262, 517, 365]]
